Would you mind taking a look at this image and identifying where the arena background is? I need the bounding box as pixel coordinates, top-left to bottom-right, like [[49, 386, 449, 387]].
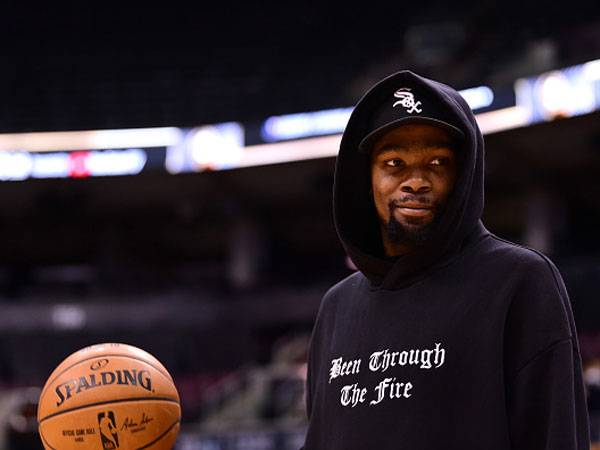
[[1, 1, 600, 449]]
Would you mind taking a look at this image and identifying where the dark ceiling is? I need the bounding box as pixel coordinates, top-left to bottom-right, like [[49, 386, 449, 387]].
[[1, 1, 599, 132]]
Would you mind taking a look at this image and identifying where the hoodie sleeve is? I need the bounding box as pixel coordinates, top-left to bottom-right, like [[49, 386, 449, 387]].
[[504, 253, 590, 450]]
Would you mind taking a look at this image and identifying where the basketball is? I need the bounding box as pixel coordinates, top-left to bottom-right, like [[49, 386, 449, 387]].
[[37, 343, 181, 450]]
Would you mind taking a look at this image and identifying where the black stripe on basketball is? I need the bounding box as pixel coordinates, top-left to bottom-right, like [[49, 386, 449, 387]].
[[39, 397, 180, 423]]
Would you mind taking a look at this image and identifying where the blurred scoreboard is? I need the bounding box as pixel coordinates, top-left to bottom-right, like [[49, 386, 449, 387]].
[[0, 58, 598, 182], [0, 148, 161, 181]]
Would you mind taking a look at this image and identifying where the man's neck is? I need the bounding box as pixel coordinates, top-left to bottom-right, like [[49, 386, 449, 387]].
[[381, 234, 413, 257]]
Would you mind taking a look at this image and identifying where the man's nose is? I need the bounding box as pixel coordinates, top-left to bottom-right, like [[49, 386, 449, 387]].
[[400, 172, 432, 194]]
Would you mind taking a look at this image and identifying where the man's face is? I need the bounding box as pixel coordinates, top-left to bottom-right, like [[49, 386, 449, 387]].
[[370, 123, 458, 255]]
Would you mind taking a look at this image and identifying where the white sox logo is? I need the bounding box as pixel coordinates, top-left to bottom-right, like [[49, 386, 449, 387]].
[[393, 88, 422, 114]]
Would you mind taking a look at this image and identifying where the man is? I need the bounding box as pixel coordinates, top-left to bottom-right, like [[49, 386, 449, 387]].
[[302, 70, 590, 449]]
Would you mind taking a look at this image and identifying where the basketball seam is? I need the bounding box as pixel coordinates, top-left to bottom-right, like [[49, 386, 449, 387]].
[[136, 420, 180, 450], [38, 426, 59, 450], [38, 397, 180, 423], [40, 353, 173, 401]]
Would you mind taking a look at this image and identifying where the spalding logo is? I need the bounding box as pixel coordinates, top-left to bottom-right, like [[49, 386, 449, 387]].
[[55, 369, 153, 407]]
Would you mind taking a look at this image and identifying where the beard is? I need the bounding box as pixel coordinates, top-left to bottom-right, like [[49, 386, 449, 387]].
[[384, 200, 445, 247]]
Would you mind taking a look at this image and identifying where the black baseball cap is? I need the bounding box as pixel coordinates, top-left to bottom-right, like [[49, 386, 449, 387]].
[[358, 86, 465, 153]]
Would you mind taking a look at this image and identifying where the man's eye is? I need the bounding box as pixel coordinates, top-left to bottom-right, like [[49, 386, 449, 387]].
[[385, 159, 404, 167], [430, 157, 448, 166]]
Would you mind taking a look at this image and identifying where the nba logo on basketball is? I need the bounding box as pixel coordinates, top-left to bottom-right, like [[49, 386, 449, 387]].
[[98, 411, 119, 449]]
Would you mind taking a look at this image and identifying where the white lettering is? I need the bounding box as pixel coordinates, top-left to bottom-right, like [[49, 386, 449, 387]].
[[368, 343, 446, 373], [329, 358, 342, 383], [370, 378, 413, 406], [340, 383, 367, 408], [329, 357, 362, 383], [433, 342, 445, 368]]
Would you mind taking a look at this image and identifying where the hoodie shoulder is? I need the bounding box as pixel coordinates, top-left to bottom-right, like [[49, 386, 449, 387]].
[[313, 271, 367, 323], [482, 233, 564, 278], [321, 271, 366, 305], [482, 233, 576, 374]]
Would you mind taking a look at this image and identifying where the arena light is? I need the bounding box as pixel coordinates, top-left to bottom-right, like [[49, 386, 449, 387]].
[[165, 122, 244, 173], [0, 152, 33, 181], [582, 58, 600, 81], [189, 123, 244, 170], [538, 71, 577, 117], [238, 134, 342, 168], [32, 153, 70, 178], [91, 127, 183, 150], [261, 107, 353, 142], [474, 107, 530, 134], [0, 127, 183, 152], [516, 65, 597, 123], [0, 149, 149, 180], [458, 86, 494, 111], [86, 149, 148, 176]]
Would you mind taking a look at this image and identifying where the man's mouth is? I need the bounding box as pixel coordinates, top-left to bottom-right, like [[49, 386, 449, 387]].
[[389, 199, 435, 219], [393, 203, 433, 218]]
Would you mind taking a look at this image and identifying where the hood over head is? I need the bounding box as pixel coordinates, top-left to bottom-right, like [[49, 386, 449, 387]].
[[333, 70, 486, 289]]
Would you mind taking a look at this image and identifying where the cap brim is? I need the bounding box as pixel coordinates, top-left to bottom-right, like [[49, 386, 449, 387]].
[[358, 117, 465, 153]]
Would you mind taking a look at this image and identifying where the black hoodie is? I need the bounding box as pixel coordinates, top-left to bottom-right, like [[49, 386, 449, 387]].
[[302, 71, 590, 449]]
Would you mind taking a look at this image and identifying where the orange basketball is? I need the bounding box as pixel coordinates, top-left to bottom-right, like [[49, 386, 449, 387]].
[[37, 343, 181, 450]]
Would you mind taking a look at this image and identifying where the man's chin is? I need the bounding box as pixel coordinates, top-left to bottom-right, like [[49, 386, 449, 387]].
[[399, 216, 433, 228], [385, 215, 438, 246]]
